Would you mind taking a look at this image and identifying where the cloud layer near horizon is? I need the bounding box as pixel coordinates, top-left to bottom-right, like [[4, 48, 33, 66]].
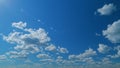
[[0, 21, 120, 68]]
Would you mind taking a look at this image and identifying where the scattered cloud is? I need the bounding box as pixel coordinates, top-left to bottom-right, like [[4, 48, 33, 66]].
[[58, 47, 69, 54], [103, 19, 120, 43], [2, 21, 120, 68], [12, 21, 27, 29], [69, 48, 96, 61], [45, 44, 57, 52], [97, 3, 116, 15], [37, 54, 51, 59], [108, 46, 120, 58], [97, 44, 111, 54]]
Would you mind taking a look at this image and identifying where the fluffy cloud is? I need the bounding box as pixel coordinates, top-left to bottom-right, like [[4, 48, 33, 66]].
[[6, 50, 29, 58], [45, 44, 56, 51], [103, 19, 120, 43], [58, 47, 69, 54], [97, 3, 116, 15], [12, 21, 27, 29], [97, 44, 111, 54], [3, 22, 52, 58], [69, 48, 96, 61], [37, 54, 51, 59], [108, 46, 120, 58], [2, 21, 120, 68]]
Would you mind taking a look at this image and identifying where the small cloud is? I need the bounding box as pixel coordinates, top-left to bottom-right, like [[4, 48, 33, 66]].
[[12, 21, 26, 29], [97, 44, 111, 54], [96, 3, 116, 15], [69, 48, 96, 60], [58, 47, 69, 54], [45, 44, 57, 52], [37, 54, 51, 59]]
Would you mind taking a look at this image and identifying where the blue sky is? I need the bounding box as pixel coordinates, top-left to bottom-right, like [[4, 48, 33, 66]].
[[0, 0, 120, 68]]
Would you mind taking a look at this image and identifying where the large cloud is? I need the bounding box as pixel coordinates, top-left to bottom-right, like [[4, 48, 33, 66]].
[[97, 3, 116, 15], [3, 21, 68, 59], [103, 19, 120, 43]]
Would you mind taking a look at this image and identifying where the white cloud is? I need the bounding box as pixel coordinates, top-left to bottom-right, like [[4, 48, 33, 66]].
[[97, 44, 111, 54], [80, 48, 97, 58], [101, 57, 111, 64], [3, 22, 51, 58], [12, 21, 26, 29], [103, 19, 120, 43], [108, 46, 120, 58], [3, 32, 21, 44], [37, 54, 51, 59], [6, 50, 29, 58], [3, 21, 120, 67], [58, 47, 69, 54], [97, 3, 116, 15], [45, 44, 56, 52], [14, 44, 40, 53], [69, 48, 96, 62]]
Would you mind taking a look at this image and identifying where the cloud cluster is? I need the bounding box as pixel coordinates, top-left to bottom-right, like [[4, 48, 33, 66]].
[[97, 3, 116, 15], [1, 21, 120, 68], [2, 22, 68, 60]]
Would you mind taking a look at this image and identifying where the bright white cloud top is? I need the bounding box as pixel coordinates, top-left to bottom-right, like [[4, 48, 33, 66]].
[[97, 3, 116, 15]]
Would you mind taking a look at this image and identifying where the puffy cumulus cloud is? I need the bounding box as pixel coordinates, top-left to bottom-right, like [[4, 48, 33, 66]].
[[3, 21, 71, 62], [101, 57, 111, 64], [3, 32, 21, 44], [3, 22, 52, 58], [97, 3, 116, 15], [103, 19, 120, 43], [12, 21, 27, 29], [2, 21, 120, 68], [14, 44, 40, 53], [37, 54, 51, 59], [68, 48, 96, 63], [58, 47, 69, 54], [6, 50, 29, 58], [45, 45, 69, 54], [108, 46, 120, 58], [97, 44, 111, 54], [81, 48, 97, 57], [45, 44, 56, 52]]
